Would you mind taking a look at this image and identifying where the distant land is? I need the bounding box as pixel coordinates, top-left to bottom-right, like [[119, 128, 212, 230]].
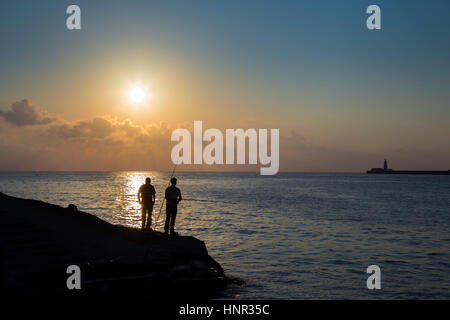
[[367, 160, 450, 175]]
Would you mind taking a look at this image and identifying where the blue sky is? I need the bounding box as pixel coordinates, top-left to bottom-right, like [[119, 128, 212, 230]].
[[0, 0, 449, 171]]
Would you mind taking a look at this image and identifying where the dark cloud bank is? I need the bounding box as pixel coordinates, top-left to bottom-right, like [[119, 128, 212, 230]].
[[0, 99, 55, 126]]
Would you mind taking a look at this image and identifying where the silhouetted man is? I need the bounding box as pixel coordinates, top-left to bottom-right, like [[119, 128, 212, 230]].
[[165, 177, 182, 235], [138, 177, 156, 230]]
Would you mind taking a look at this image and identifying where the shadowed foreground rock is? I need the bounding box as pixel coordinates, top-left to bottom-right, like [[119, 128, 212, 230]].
[[0, 192, 227, 297]]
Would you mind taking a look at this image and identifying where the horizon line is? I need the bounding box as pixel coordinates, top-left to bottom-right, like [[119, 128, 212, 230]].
[[0, 170, 367, 174]]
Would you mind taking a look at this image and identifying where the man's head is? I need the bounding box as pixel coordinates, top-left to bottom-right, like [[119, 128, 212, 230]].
[[145, 177, 151, 185], [170, 177, 177, 186]]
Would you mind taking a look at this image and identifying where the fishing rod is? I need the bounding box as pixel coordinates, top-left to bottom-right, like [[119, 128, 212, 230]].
[[182, 198, 231, 203], [152, 163, 177, 231]]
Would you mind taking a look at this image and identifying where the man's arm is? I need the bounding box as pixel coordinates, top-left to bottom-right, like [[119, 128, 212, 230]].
[[177, 189, 182, 204], [152, 186, 156, 203], [137, 186, 142, 203]]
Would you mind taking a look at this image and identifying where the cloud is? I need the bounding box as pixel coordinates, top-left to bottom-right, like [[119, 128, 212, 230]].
[[51, 117, 113, 139], [0, 102, 177, 170], [0, 99, 56, 126]]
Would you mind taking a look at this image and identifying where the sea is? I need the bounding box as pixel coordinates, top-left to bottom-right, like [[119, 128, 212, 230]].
[[1, 171, 449, 299]]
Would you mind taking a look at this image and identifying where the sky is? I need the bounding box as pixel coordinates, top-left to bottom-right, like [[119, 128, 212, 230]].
[[0, 0, 449, 171]]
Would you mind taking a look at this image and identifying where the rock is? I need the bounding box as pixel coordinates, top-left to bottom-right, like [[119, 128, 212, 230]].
[[0, 192, 228, 297], [191, 259, 209, 269], [67, 204, 78, 212]]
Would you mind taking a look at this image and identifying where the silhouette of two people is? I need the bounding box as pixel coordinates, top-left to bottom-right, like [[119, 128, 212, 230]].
[[138, 177, 156, 230], [137, 176, 182, 235]]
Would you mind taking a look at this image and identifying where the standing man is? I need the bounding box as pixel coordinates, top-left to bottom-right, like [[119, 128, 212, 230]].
[[138, 177, 156, 230], [165, 177, 182, 235]]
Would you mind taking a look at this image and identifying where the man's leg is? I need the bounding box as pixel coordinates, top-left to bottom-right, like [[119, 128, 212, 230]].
[[170, 206, 178, 234], [164, 206, 171, 234], [145, 205, 153, 230], [141, 206, 147, 230]]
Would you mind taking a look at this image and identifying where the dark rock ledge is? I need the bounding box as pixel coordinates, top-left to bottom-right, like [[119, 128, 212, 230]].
[[0, 192, 228, 297]]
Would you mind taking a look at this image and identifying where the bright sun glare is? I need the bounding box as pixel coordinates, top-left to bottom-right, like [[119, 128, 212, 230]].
[[129, 86, 147, 103]]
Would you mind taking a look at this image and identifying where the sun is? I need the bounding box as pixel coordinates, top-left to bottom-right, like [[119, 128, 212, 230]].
[[129, 86, 147, 103]]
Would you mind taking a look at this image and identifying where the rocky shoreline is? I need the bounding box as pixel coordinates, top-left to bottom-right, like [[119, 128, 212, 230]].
[[0, 192, 228, 297]]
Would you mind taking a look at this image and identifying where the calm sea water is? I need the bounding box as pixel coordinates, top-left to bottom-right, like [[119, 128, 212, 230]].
[[1, 172, 450, 299]]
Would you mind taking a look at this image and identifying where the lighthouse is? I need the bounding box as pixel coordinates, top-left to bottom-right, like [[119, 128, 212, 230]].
[[384, 159, 388, 170]]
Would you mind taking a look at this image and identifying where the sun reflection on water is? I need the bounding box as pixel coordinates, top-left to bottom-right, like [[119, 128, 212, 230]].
[[114, 172, 167, 228]]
